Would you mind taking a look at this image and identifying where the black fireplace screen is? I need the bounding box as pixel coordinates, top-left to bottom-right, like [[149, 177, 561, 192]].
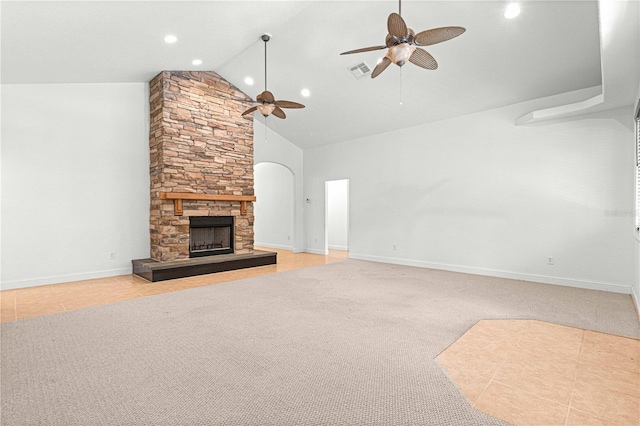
[[189, 216, 234, 257]]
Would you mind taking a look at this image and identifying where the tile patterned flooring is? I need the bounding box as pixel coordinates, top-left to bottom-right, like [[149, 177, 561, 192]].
[[2, 248, 639, 425], [438, 320, 640, 426]]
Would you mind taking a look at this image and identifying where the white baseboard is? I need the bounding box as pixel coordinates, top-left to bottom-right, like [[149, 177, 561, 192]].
[[348, 253, 633, 295], [259, 243, 325, 254], [1, 267, 133, 290], [328, 245, 348, 251], [632, 286, 640, 322], [305, 248, 329, 255], [254, 242, 294, 251]]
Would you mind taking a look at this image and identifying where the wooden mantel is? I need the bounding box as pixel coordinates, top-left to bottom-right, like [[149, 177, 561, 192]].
[[159, 192, 256, 216]]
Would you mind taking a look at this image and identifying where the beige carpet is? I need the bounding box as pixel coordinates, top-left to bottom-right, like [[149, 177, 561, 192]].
[[2, 260, 639, 425]]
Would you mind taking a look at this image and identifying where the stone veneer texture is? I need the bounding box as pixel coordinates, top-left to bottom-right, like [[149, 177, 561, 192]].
[[149, 71, 255, 261]]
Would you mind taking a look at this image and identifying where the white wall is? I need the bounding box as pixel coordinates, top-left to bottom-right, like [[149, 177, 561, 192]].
[[1, 83, 150, 289], [3, 81, 636, 299], [304, 101, 637, 294], [327, 179, 348, 251], [634, 2, 640, 313], [254, 162, 295, 250], [635, 77, 640, 312], [253, 120, 304, 252]]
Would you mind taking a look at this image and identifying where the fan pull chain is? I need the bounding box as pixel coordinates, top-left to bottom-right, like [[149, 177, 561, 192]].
[[399, 67, 403, 106]]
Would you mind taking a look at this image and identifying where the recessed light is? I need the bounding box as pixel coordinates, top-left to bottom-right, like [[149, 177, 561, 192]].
[[192, 59, 203, 66], [164, 34, 178, 44], [244, 77, 254, 85], [301, 88, 310, 97], [504, 3, 520, 19]]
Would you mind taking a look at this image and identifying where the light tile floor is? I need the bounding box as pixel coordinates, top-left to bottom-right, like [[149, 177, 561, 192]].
[[0, 247, 348, 322], [2, 250, 639, 425], [438, 320, 640, 426]]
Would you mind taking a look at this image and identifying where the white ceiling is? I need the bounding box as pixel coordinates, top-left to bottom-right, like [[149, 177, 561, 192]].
[[1, 0, 627, 149]]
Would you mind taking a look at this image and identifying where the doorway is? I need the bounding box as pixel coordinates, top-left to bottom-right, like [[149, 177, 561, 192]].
[[325, 179, 349, 253]]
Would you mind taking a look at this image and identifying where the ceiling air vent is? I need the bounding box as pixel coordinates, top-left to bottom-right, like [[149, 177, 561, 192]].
[[348, 62, 371, 79]]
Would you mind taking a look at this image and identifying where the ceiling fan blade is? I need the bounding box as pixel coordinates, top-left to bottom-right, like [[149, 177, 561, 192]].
[[387, 13, 408, 39], [274, 100, 305, 109], [256, 90, 275, 103], [409, 48, 438, 70], [272, 107, 286, 119], [414, 26, 466, 46], [340, 45, 387, 55], [371, 57, 392, 78], [241, 106, 258, 116]]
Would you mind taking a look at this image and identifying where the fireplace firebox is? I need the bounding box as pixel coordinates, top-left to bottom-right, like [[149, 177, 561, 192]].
[[189, 216, 234, 258]]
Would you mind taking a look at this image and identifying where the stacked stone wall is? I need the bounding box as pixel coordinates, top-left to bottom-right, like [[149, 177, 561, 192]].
[[149, 71, 254, 261]]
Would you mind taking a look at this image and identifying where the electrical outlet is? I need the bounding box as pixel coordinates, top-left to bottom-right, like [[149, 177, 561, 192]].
[[109, 252, 116, 260], [547, 256, 554, 265]]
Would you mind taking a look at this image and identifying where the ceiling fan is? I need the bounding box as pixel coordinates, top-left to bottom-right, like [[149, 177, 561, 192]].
[[340, 0, 465, 78], [242, 34, 305, 119]]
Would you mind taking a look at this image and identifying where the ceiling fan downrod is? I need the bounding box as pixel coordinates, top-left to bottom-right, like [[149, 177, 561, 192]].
[[261, 33, 270, 91]]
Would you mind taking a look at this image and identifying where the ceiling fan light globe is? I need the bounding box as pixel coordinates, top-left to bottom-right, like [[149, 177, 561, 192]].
[[386, 43, 416, 66], [257, 104, 276, 117]]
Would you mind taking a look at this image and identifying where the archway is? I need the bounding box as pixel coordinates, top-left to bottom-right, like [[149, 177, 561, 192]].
[[254, 162, 295, 250]]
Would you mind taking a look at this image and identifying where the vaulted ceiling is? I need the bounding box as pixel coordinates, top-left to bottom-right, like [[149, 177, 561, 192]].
[[2, 1, 638, 149]]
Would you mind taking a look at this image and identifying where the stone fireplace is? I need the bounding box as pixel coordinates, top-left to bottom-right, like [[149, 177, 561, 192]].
[[132, 70, 276, 281], [148, 70, 255, 262]]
